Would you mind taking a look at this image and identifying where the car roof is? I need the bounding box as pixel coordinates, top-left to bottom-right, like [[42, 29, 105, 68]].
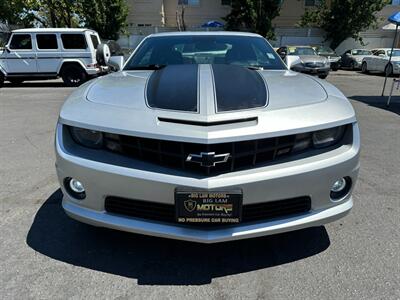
[[372, 48, 400, 51], [283, 45, 314, 48], [12, 28, 95, 33], [147, 31, 263, 38]]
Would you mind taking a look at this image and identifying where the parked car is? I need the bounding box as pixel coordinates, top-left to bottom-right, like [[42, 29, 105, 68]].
[[277, 45, 330, 79], [56, 32, 360, 243], [312, 45, 341, 71], [361, 48, 400, 75], [341, 49, 373, 70], [0, 28, 110, 87]]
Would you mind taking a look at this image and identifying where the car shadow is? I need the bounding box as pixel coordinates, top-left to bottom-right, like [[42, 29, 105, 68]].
[[350, 95, 400, 115], [3, 81, 67, 88], [26, 190, 331, 285]]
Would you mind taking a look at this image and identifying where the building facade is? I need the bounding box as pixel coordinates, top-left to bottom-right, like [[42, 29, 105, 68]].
[[125, 0, 328, 30], [123, 0, 400, 51]]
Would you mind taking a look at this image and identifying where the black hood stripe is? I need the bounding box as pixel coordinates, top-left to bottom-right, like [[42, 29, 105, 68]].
[[212, 64, 267, 112], [146, 64, 199, 112]]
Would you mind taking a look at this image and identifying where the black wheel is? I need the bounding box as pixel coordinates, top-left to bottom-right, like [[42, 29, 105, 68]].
[[318, 74, 328, 79], [0, 73, 4, 88], [8, 79, 24, 86], [361, 62, 368, 74], [61, 65, 87, 87], [385, 64, 393, 77], [331, 65, 339, 71]]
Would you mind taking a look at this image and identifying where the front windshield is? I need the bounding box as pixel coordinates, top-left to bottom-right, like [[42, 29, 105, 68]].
[[288, 47, 317, 56], [315, 46, 335, 55], [124, 35, 286, 70], [387, 50, 400, 56], [352, 49, 372, 56]]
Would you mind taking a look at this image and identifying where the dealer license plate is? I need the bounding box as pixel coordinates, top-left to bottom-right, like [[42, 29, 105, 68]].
[[175, 189, 242, 224]]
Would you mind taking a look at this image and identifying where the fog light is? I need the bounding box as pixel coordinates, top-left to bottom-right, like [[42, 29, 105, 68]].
[[69, 178, 85, 193], [330, 177, 352, 201], [331, 178, 346, 192], [64, 177, 86, 199]]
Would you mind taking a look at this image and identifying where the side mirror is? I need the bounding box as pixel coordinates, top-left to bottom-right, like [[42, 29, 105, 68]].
[[5, 45, 10, 53], [107, 55, 124, 71], [285, 55, 301, 70]]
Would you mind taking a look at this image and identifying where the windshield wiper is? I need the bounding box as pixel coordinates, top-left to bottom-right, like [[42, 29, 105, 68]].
[[245, 65, 265, 70], [127, 64, 167, 70]]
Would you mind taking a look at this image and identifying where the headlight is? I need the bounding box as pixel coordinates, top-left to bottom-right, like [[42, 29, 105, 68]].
[[312, 126, 345, 148], [69, 127, 103, 148]]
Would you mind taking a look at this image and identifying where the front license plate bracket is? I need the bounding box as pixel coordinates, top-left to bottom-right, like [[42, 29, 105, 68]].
[[175, 189, 243, 224]]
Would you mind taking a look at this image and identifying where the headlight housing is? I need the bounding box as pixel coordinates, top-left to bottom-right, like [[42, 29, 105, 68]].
[[312, 126, 345, 148], [69, 127, 103, 149]]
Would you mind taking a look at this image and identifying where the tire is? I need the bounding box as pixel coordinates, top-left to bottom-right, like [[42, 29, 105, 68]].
[[385, 63, 393, 77], [8, 79, 24, 86], [61, 64, 87, 87], [96, 43, 111, 66], [0, 73, 4, 88], [361, 62, 369, 74], [318, 74, 328, 79]]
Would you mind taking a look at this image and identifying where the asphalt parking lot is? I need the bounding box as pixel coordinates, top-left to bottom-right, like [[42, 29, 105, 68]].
[[0, 70, 399, 299]]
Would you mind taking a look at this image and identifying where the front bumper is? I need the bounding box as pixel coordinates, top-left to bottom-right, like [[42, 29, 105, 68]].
[[293, 66, 330, 76], [56, 123, 360, 243]]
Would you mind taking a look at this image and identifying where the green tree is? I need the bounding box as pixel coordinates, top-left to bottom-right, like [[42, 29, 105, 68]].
[[0, 0, 37, 28], [0, 0, 128, 40], [300, 0, 389, 49], [79, 0, 128, 40], [224, 0, 283, 39]]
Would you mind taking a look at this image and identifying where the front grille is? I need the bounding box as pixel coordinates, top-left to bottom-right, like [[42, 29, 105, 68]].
[[305, 62, 324, 68], [102, 132, 310, 175], [104, 196, 312, 226]]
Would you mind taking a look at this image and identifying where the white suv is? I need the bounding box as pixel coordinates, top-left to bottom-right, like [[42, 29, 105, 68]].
[[0, 28, 110, 87]]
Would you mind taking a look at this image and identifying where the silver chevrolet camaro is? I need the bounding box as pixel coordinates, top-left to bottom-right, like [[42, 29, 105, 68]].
[[55, 32, 360, 243]]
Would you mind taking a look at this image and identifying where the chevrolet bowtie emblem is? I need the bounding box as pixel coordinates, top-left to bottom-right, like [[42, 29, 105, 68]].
[[186, 152, 230, 167]]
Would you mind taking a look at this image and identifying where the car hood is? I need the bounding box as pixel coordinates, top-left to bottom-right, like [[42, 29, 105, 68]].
[[60, 64, 356, 143], [297, 55, 327, 63], [86, 65, 327, 111]]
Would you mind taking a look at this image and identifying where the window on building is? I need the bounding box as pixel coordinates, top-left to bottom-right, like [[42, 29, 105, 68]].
[[61, 34, 87, 49], [178, 0, 200, 6], [305, 0, 321, 6], [36, 34, 58, 49], [9, 34, 32, 50], [221, 0, 231, 5]]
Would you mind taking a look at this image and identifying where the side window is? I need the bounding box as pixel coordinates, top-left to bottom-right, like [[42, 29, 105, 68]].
[[90, 34, 99, 49], [9, 34, 32, 50], [36, 34, 58, 50], [61, 34, 87, 50]]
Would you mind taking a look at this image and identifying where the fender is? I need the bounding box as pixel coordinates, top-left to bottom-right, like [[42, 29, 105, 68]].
[[57, 59, 88, 74]]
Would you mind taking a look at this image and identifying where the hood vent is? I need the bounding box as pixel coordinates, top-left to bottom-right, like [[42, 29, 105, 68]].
[[158, 117, 258, 126]]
